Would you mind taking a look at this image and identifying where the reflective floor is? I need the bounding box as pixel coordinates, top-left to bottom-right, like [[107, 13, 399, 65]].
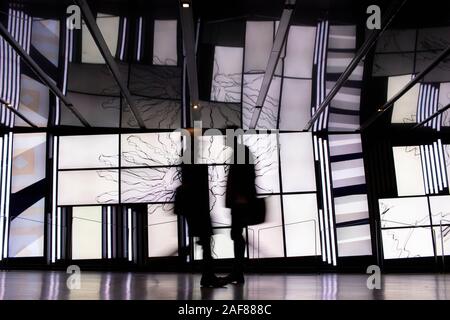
[[0, 271, 449, 300]]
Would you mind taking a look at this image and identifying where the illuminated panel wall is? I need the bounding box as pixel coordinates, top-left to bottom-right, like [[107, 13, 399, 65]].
[[72, 206, 103, 260], [380, 144, 450, 260], [9, 133, 47, 257], [329, 134, 372, 257], [58, 135, 119, 206], [193, 132, 319, 260], [57, 133, 182, 258], [82, 14, 120, 64], [373, 27, 450, 126]]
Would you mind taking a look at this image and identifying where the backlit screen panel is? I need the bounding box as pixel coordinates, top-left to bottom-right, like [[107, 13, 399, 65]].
[[392, 146, 425, 196], [121, 168, 180, 203], [82, 14, 119, 64], [8, 199, 45, 258], [389, 75, 420, 123], [147, 204, 178, 257], [284, 26, 316, 78], [153, 20, 178, 66], [244, 21, 273, 73], [379, 197, 431, 228], [121, 132, 182, 167], [211, 46, 243, 103], [72, 206, 102, 260], [382, 228, 434, 259], [58, 170, 119, 205], [59, 135, 119, 169], [279, 132, 316, 192], [283, 194, 320, 257]]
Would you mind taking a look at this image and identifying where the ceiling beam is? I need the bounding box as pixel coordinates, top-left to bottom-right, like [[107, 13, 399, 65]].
[[303, 0, 408, 131], [75, 0, 146, 129], [0, 97, 39, 128], [179, 0, 200, 122], [249, 0, 296, 129], [360, 45, 450, 131], [0, 22, 91, 127]]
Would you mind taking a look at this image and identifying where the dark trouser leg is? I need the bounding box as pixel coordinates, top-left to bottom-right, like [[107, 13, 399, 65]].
[[199, 236, 213, 276], [231, 215, 246, 274]]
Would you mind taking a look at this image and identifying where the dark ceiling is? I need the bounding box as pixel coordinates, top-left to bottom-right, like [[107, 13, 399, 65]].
[[2, 0, 450, 28]]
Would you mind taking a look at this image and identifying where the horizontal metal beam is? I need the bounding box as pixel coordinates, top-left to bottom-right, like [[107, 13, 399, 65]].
[[75, 0, 146, 129], [0, 97, 38, 128], [249, 0, 296, 129], [360, 45, 450, 131], [179, 0, 200, 121], [0, 21, 91, 127], [412, 103, 450, 130], [304, 0, 408, 131]]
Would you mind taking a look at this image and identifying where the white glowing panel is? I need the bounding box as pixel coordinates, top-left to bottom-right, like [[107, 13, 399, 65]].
[[82, 14, 119, 63], [11, 133, 46, 193], [242, 74, 281, 129], [379, 197, 430, 228], [121, 167, 180, 203], [279, 132, 316, 192], [147, 204, 178, 257], [244, 21, 273, 73], [72, 206, 102, 260], [197, 135, 232, 165], [59, 135, 119, 169], [389, 75, 420, 123], [153, 20, 178, 66], [121, 132, 182, 167], [211, 46, 243, 103], [382, 228, 434, 259], [244, 133, 280, 194], [247, 195, 284, 258], [337, 225, 372, 257], [283, 194, 320, 257], [430, 195, 450, 225], [439, 83, 450, 126], [8, 199, 45, 258], [284, 26, 316, 78], [392, 146, 425, 196], [279, 78, 312, 130], [58, 170, 119, 205]]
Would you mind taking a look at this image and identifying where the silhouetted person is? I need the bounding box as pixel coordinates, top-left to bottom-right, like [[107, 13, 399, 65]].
[[175, 129, 226, 288], [225, 130, 257, 285]]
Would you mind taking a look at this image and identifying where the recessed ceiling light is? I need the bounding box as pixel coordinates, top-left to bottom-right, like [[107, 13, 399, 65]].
[[182, 3, 190, 8], [192, 104, 198, 109]]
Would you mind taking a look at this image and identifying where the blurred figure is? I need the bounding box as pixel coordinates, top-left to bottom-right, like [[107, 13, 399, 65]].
[[175, 129, 226, 288], [225, 128, 257, 285]]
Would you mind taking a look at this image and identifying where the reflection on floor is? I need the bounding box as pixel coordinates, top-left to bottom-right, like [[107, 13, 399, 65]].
[[0, 271, 449, 300]]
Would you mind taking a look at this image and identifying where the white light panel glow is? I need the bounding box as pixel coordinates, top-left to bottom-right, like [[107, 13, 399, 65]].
[[58, 170, 119, 205], [279, 132, 316, 192], [153, 20, 178, 66], [72, 206, 102, 260], [59, 135, 119, 169], [82, 14, 120, 64], [389, 75, 420, 123], [392, 146, 426, 196]]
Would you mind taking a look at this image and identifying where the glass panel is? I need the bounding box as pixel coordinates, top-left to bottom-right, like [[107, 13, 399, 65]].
[[72, 206, 103, 260]]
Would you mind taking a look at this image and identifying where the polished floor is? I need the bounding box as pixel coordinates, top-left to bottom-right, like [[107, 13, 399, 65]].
[[0, 271, 449, 300]]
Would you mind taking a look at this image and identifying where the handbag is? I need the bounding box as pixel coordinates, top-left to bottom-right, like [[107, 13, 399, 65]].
[[244, 197, 266, 226]]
